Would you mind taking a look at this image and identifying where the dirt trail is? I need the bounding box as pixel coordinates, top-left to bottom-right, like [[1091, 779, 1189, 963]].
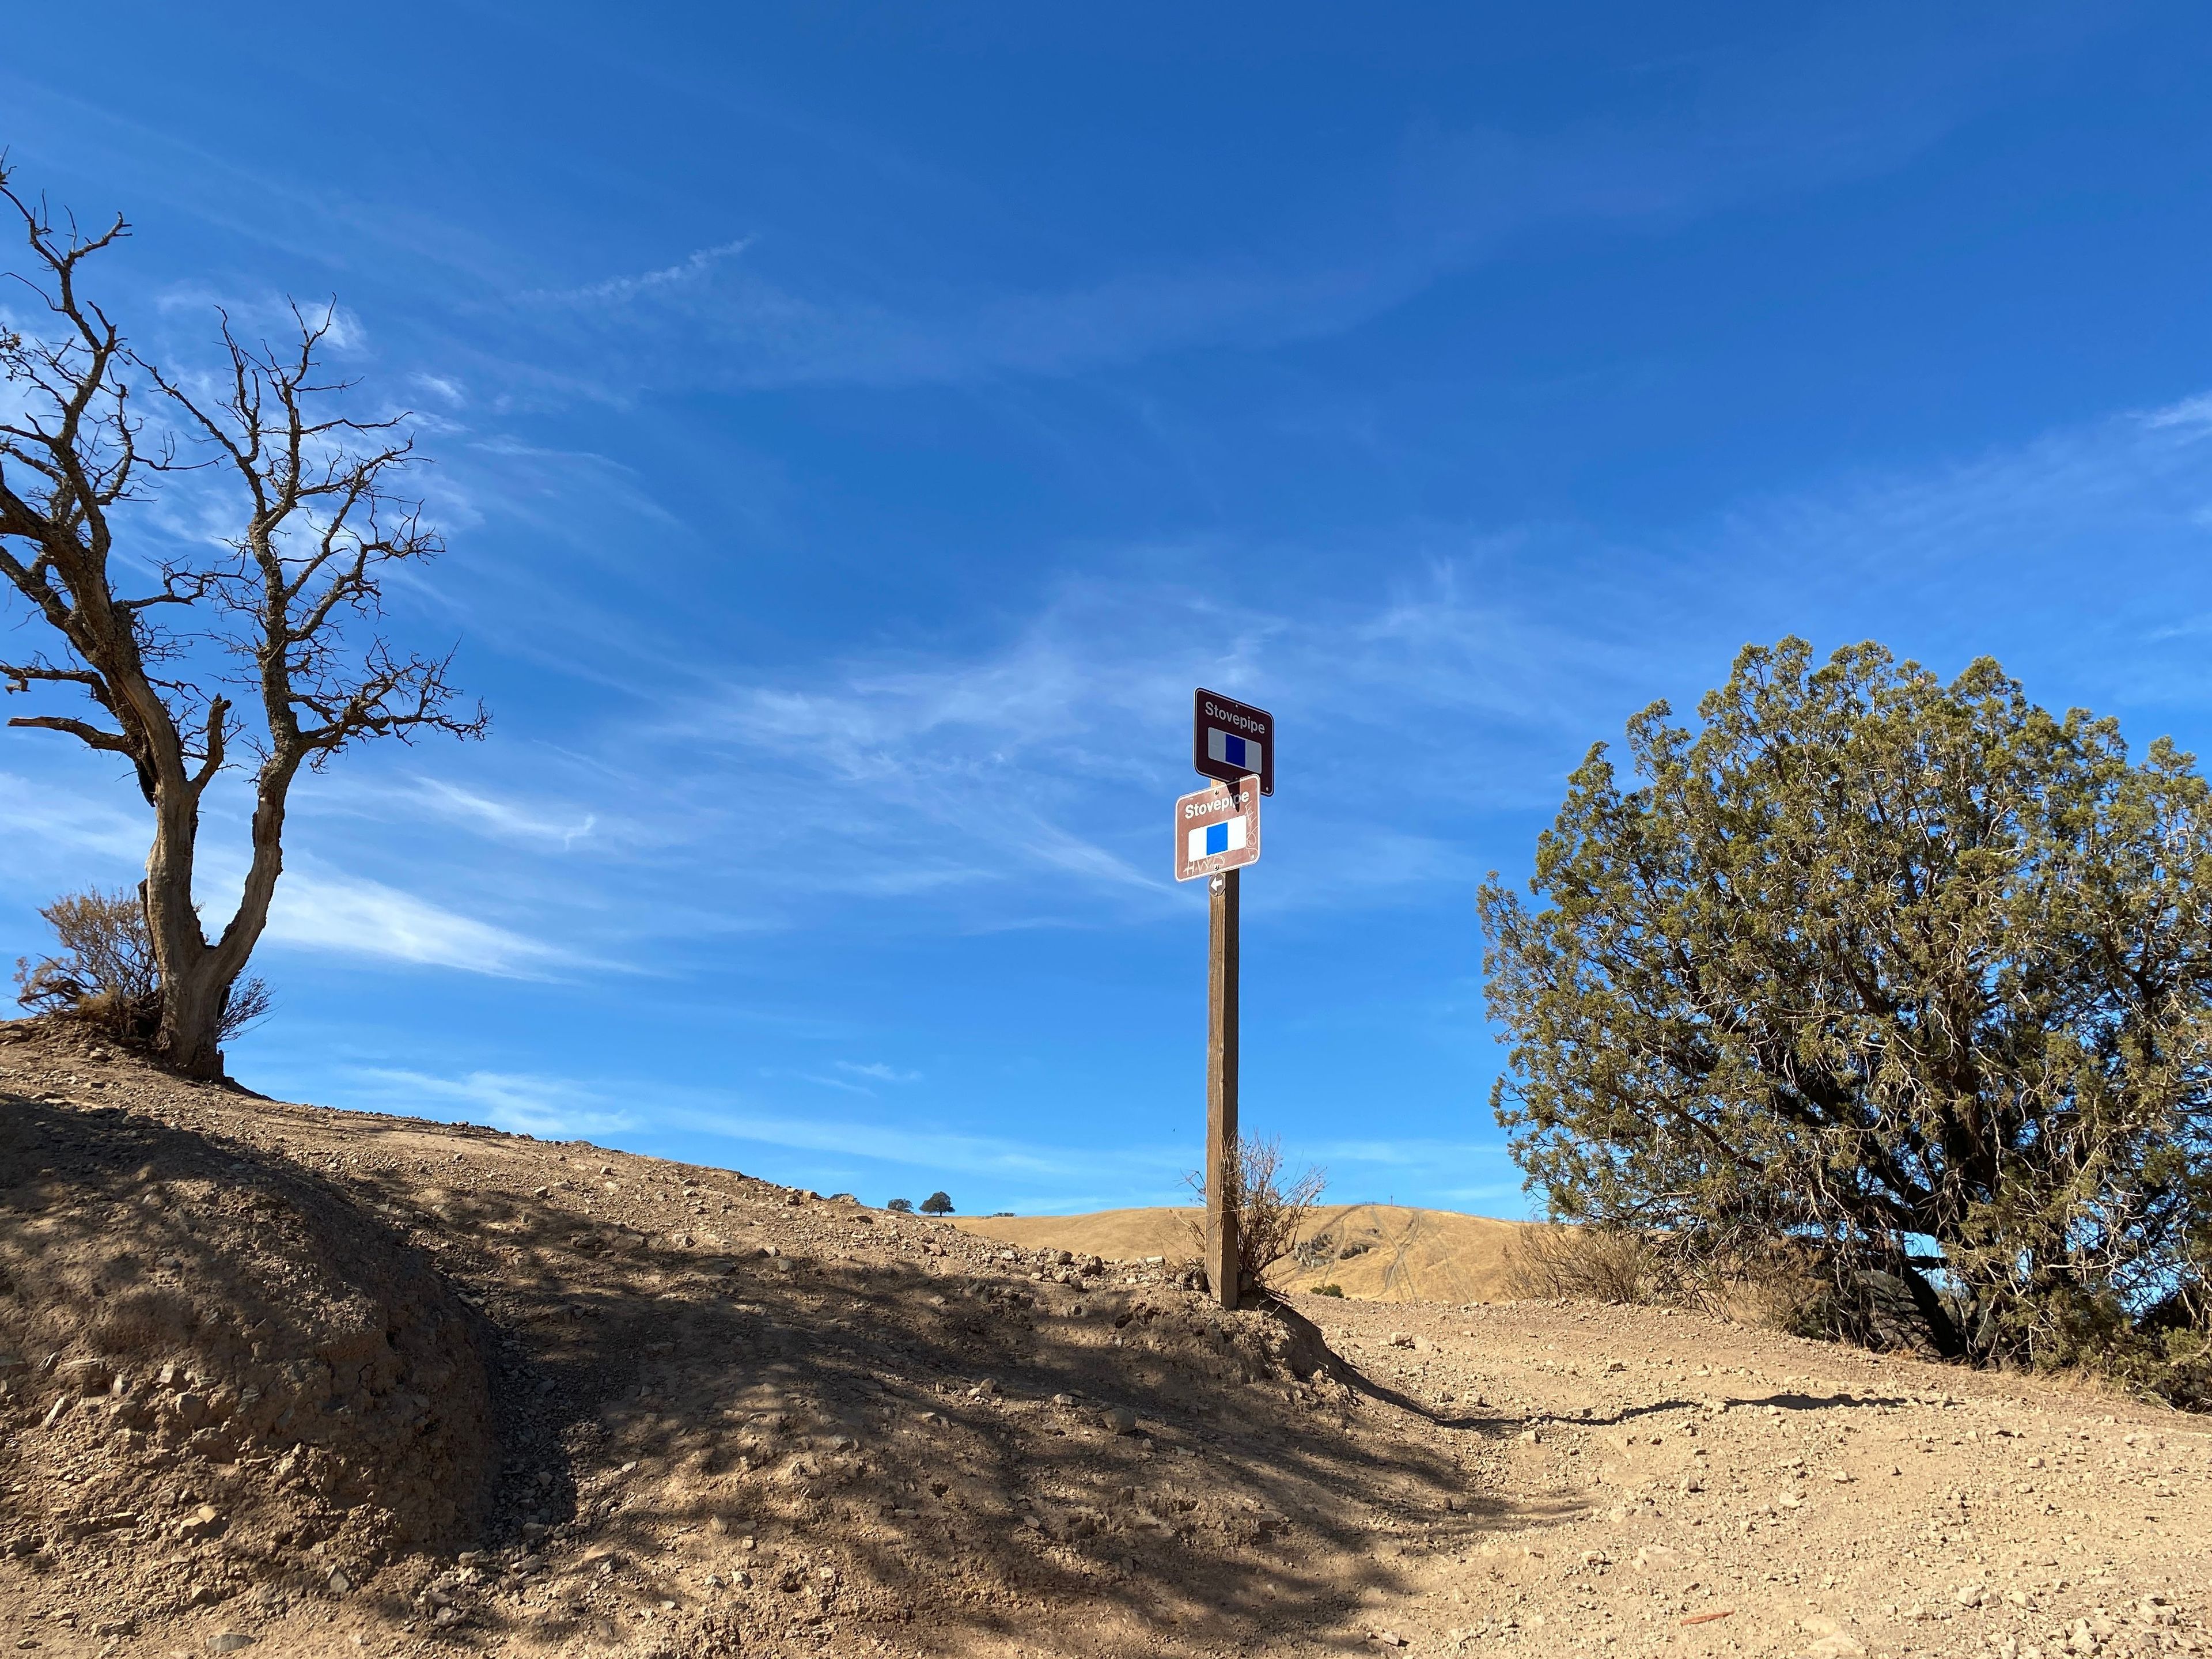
[[2, 1027, 2206, 1659]]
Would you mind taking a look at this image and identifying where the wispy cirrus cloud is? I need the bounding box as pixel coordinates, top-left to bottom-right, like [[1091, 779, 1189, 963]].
[[399, 778, 600, 850], [520, 238, 753, 307], [260, 869, 573, 978], [836, 1060, 921, 1084], [479, 12, 2093, 396]]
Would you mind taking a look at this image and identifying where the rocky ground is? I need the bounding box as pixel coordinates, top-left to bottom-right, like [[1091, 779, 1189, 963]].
[[1, 1025, 2206, 1659]]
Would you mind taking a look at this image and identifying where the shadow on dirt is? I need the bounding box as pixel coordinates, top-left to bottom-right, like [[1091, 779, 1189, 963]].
[[342, 1134, 1541, 1653], [4, 1076, 1561, 1654]]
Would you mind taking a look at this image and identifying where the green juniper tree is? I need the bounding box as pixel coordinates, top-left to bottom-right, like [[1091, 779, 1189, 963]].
[[1478, 639, 2212, 1400]]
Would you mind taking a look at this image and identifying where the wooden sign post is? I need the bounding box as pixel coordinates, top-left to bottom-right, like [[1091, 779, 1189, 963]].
[[1206, 866, 1240, 1310], [1175, 711, 1270, 1312]]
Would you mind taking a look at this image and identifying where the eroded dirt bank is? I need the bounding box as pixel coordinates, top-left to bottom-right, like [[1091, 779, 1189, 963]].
[[2, 1028, 2206, 1659]]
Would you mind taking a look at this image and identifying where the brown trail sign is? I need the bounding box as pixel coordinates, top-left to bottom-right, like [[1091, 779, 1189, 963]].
[[1192, 688, 1274, 796], [1172, 777, 1261, 884]]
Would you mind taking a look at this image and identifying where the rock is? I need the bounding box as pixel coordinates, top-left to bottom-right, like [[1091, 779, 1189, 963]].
[[173, 1392, 208, 1428], [1954, 1584, 1985, 1608], [58, 1358, 114, 1395], [207, 1637, 255, 1653], [1103, 1407, 1138, 1434], [1370, 1631, 1408, 1647], [178, 1505, 225, 1540], [327, 1569, 351, 1594], [1387, 1332, 1414, 1349], [1051, 1393, 1077, 1407]]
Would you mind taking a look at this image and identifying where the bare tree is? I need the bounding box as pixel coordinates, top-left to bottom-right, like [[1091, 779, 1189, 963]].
[[0, 165, 486, 1079]]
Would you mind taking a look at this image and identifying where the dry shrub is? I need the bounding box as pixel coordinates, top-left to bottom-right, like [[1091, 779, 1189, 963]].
[[13, 886, 271, 1046], [1503, 1221, 1828, 1334], [1183, 1134, 1327, 1292], [1503, 1223, 1669, 1305]]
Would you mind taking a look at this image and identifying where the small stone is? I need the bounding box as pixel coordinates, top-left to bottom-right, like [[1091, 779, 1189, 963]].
[[1051, 1393, 1077, 1407], [173, 1392, 208, 1427], [1103, 1407, 1138, 1434], [327, 1569, 351, 1594], [1954, 1584, 1985, 1608], [207, 1637, 255, 1654], [178, 1505, 224, 1540], [1371, 1632, 1408, 1648], [1387, 1332, 1414, 1349]]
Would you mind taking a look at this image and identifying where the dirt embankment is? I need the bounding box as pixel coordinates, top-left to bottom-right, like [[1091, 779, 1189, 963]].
[[952, 1202, 1529, 1302], [3, 1025, 2207, 1659]]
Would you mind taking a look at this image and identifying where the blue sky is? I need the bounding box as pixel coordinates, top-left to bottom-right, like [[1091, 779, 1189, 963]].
[[6, 2, 2212, 1216]]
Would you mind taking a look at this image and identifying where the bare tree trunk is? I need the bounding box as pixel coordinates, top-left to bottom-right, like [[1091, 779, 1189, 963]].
[[140, 760, 215, 1075]]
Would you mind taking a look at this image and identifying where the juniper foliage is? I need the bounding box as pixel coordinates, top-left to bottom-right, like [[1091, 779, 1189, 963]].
[[1478, 639, 2212, 1403]]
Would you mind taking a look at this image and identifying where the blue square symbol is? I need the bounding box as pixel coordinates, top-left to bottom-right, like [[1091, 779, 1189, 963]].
[[1224, 734, 1247, 767], [1206, 823, 1229, 856]]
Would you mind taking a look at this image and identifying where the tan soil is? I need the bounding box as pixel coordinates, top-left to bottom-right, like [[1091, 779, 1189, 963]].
[[952, 1204, 1530, 1303], [2, 1025, 2206, 1659]]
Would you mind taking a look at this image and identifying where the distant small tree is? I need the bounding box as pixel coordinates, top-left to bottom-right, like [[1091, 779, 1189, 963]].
[[14, 885, 270, 1043], [920, 1191, 954, 1215], [0, 166, 485, 1079], [885, 1197, 914, 1213], [1478, 638, 2212, 1402]]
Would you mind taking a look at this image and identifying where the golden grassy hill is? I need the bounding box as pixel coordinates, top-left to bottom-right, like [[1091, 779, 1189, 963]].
[[951, 1202, 1533, 1304]]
